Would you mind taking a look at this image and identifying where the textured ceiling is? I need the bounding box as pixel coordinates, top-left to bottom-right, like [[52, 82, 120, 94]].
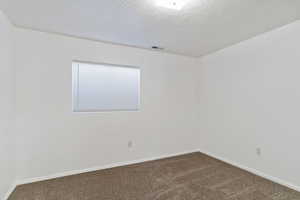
[[0, 0, 300, 57]]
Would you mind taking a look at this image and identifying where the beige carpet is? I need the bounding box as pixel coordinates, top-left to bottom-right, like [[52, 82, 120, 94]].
[[9, 152, 300, 200]]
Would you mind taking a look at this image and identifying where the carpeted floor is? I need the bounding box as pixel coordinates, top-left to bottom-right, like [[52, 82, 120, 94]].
[[9, 152, 300, 200]]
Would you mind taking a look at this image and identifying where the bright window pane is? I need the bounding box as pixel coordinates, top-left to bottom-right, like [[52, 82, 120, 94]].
[[72, 62, 140, 112]]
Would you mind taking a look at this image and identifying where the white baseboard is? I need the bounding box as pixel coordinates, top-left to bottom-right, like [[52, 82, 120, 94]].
[[198, 149, 300, 192], [3, 182, 17, 200], [17, 149, 199, 185], [14, 149, 300, 195]]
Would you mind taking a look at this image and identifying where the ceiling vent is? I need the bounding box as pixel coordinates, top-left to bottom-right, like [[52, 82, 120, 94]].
[[152, 46, 164, 50]]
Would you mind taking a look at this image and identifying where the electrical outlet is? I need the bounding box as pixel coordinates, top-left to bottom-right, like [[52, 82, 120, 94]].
[[256, 148, 261, 156], [128, 141, 133, 148]]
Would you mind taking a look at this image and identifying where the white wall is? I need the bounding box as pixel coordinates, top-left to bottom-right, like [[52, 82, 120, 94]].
[[0, 11, 16, 199], [15, 28, 199, 180], [197, 20, 300, 188], [9, 10, 300, 192]]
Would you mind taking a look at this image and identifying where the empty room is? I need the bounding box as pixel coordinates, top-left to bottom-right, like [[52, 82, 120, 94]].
[[1, 0, 300, 199]]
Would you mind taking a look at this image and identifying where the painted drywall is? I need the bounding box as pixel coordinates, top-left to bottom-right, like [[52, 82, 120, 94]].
[[14, 28, 199, 180], [0, 11, 16, 199], [9, 9, 300, 192], [197, 20, 300, 188]]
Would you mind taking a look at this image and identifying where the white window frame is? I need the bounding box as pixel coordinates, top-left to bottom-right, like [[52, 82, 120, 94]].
[[72, 61, 141, 112]]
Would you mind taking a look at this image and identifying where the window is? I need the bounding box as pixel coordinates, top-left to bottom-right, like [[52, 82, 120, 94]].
[[72, 61, 140, 112]]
